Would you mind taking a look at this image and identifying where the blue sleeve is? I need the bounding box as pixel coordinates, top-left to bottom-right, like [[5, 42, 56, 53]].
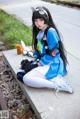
[[33, 51, 40, 58], [47, 28, 59, 49], [39, 28, 60, 65]]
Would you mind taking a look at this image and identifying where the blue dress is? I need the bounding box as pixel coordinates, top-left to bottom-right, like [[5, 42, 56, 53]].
[[33, 27, 67, 80]]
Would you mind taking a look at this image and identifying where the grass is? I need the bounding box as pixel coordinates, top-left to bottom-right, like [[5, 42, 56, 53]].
[[0, 10, 32, 49]]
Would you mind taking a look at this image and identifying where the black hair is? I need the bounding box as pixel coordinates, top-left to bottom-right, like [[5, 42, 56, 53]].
[[32, 6, 68, 66]]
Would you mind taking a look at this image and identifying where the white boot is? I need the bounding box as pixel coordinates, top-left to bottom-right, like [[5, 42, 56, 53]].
[[52, 77, 73, 94]]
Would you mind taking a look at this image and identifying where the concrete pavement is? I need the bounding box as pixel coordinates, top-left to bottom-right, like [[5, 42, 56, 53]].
[[2, 48, 80, 119], [0, 0, 80, 60]]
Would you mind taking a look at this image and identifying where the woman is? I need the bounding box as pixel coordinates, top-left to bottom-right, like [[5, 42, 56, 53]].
[[18, 6, 73, 93]]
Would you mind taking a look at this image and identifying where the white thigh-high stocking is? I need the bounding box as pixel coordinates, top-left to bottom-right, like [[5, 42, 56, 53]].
[[23, 70, 73, 94], [23, 69, 56, 89]]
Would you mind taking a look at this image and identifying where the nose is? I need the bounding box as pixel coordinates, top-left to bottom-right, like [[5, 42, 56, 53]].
[[37, 21, 41, 26]]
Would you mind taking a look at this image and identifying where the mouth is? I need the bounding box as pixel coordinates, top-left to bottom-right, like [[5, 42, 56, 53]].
[[38, 26, 42, 29]]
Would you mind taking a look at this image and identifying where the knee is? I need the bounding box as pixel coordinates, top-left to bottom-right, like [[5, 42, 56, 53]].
[[23, 73, 29, 82], [23, 73, 31, 85]]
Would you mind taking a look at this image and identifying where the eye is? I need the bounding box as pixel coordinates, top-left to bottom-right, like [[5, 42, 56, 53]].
[[34, 19, 38, 22], [39, 18, 44, 21], [34, 18, 44, 22]]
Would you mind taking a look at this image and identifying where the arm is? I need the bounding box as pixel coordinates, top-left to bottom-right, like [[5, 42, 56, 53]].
[[46, 27, 59, 49], [39, 28, 60, 65]]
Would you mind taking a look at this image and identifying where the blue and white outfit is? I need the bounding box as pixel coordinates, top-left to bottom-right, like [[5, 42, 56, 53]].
[[33, 27, 67, 79], [23, 28, 73, 93]]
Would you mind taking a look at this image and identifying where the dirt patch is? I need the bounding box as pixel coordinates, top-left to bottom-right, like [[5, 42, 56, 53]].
[[0, 54, 37, 119]]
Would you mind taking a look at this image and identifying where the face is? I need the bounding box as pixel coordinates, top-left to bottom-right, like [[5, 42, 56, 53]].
[[34, 18, 46, 30]]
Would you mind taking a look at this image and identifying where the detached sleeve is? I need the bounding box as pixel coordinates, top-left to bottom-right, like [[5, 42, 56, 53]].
[[39, 28, 60, 65], [33, 51, 40, 59], [47, 28, 59, 49]]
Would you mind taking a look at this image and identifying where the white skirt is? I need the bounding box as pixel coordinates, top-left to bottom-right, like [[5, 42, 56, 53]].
[[33, 65, 49, 76]]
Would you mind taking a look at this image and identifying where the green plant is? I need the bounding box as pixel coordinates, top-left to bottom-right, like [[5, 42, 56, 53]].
[[0, 10, 32, 49]]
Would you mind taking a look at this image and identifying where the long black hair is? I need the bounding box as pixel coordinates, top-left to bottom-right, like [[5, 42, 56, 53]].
[[32, 6, 68, 66]]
